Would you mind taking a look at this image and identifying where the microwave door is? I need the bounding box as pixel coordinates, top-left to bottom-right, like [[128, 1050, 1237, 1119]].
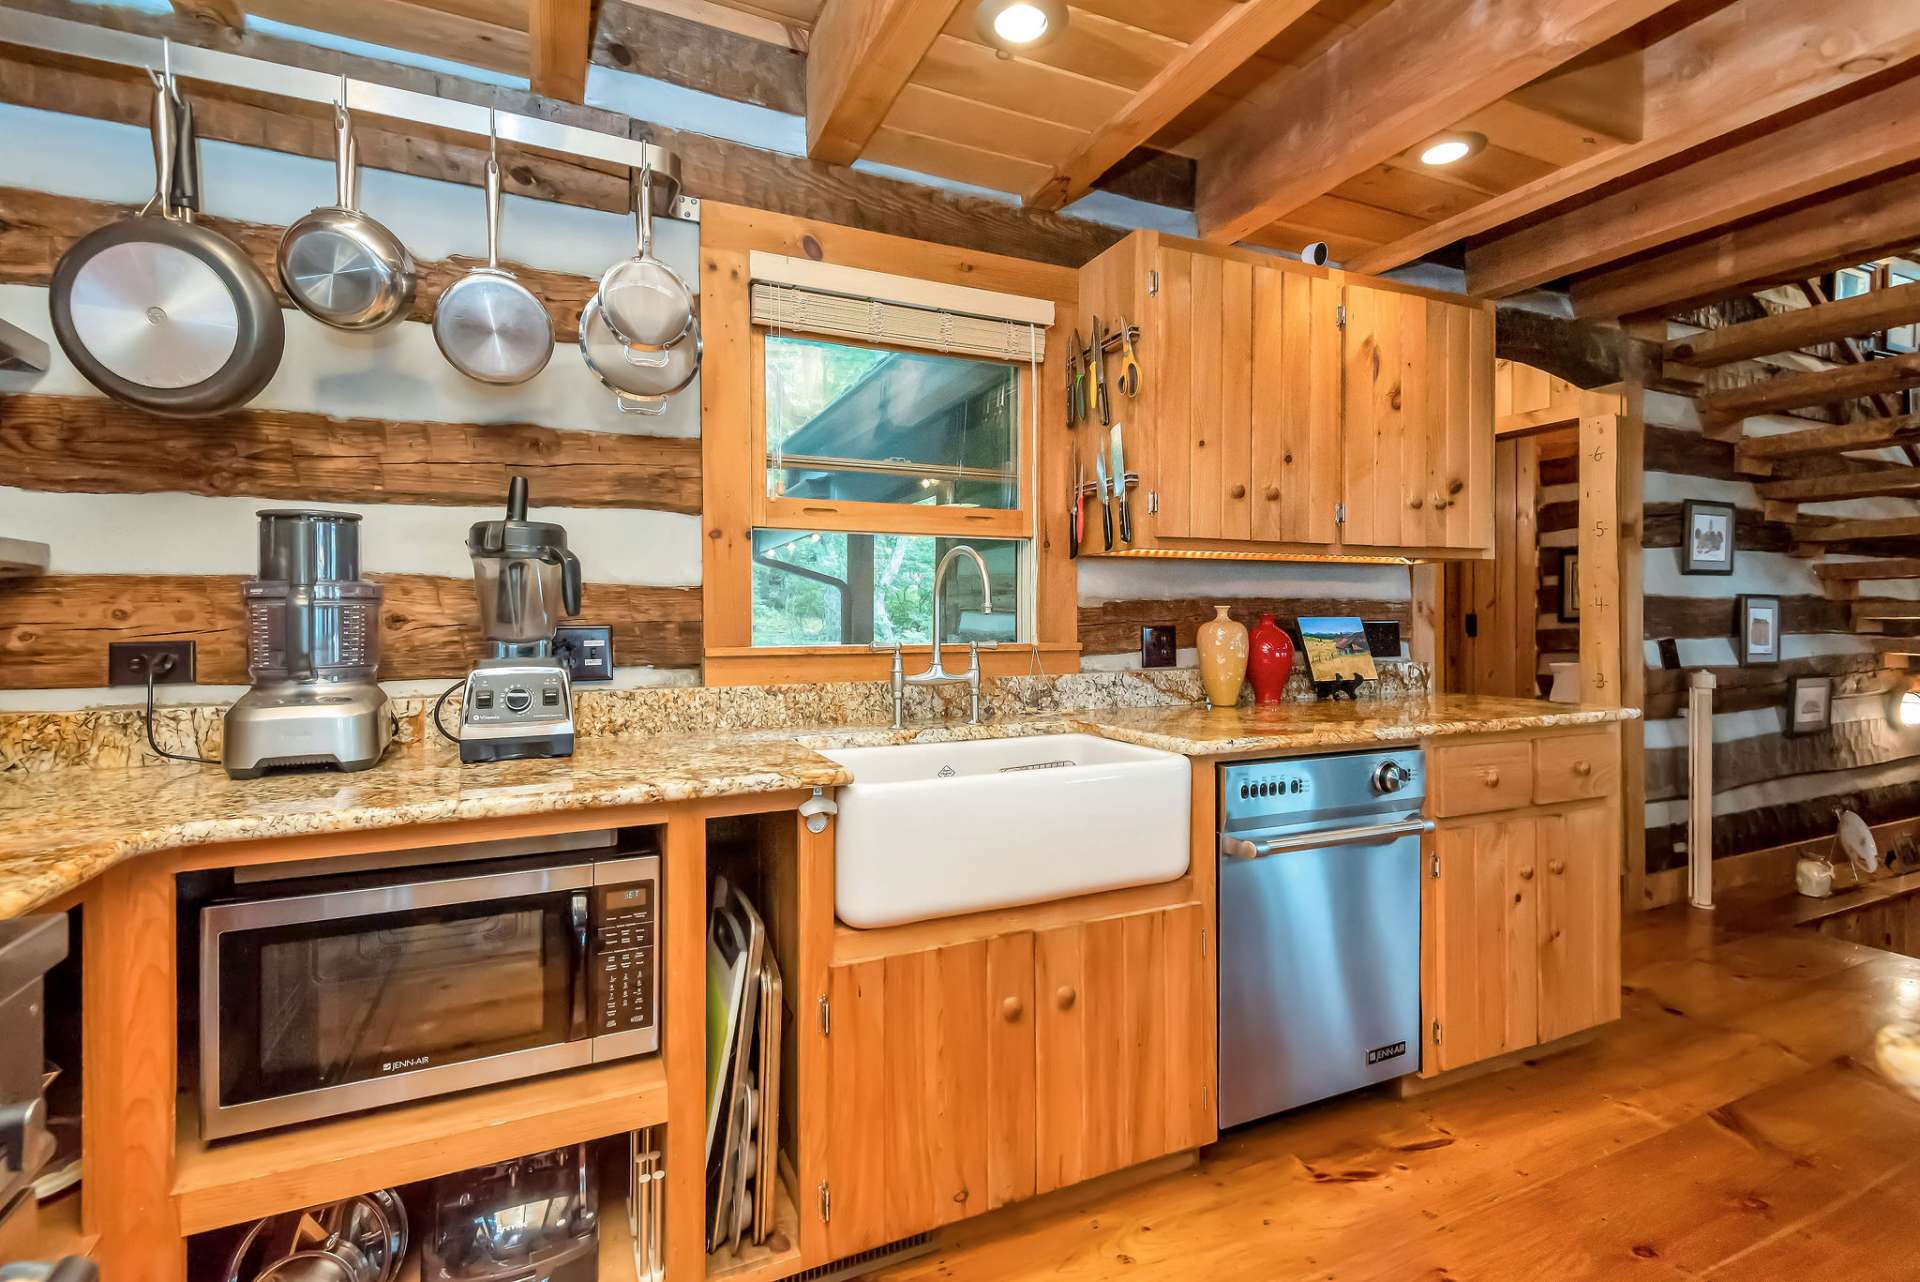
[[202, 863, 595, 1138]]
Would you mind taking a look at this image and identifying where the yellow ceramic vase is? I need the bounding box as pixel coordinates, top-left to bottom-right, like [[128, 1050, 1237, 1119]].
[[1196, 606, 1248, 708]]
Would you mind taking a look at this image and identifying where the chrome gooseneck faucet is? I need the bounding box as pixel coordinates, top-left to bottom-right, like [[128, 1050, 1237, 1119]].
[[871, 545, 997, 728]]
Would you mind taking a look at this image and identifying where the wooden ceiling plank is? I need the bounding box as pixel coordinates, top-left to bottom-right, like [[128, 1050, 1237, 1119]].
[[912, 32, 1128, 133], [1570, 171, 1920, 320], [1699, 351, 1920, 432], [529, 0, 591, 101], [1024, 0, 1321, 212], [937, 5, 1175, 92], [884, 82, 1087, 170], [1468, 69, 1920, 299], [1347, 0, 1920, 276], [860, 123, 1056, 195], [1669, 282, 1920, 369], [167, 0, 246, 30], [805, 0, 966, 164], [1190, 0, 1676, 245], [622, 0, 811, 48]]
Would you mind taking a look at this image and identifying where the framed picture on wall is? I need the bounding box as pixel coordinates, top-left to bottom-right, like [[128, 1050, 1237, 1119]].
[[1683, 500, 1736, 575], [1557, 551, 1580, 622], [1786, 675, 1833, 736], [1738, 594, 1782, 666]]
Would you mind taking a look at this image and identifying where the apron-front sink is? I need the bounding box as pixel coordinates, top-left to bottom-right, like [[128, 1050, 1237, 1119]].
[[820, 733, 1191, 929]]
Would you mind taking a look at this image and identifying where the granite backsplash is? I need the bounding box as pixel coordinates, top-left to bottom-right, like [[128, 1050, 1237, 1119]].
[[0, 664, 1430, 774]]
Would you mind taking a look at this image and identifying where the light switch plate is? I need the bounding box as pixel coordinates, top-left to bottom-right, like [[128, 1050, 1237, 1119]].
[[555, 625, 614, 682]]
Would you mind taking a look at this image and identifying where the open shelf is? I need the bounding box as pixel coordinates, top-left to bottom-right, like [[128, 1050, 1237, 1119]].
[[173, 1058, 667, 1235], [35, 1189, 95, 1261], [707, 1174, 801, 1282]]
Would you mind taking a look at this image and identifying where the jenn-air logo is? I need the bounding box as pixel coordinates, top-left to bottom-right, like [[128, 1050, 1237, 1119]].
[[382, 1056, 430, 1073], [937, 764, 957, 778], [1366, 1041, 1407, 1066]]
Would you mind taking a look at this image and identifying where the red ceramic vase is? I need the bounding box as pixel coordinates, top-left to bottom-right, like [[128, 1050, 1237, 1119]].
[[1247, 613, 1294, 705]]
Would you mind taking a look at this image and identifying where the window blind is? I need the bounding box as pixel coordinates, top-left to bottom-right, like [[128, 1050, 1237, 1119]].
[[750, 281, 1049, 363]]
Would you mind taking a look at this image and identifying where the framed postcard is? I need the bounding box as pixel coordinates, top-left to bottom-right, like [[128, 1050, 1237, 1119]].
[[1682, 500, 1736, 575], [1738, 594, 1781, 666], [1786, 675, 1833, 736], [1296, 616, 1379, 683], [1557, 551, 1580, 622]]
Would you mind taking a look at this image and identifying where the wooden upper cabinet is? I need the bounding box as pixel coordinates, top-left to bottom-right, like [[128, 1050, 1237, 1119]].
[[1339, 282, 1495, 553], [1072, 231, 1493, 558]]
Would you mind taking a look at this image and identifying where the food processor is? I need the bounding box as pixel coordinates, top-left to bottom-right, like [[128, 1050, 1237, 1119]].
[[458, 478, 582, 763]]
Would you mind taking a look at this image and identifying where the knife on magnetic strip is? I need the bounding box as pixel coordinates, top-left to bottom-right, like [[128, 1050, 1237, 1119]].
[[1110, 422, 1133, 544]]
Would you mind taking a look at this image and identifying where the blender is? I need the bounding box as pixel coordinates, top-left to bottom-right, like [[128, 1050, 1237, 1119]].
[[223, 509, 392, 778], [458, 478, 583, 763]]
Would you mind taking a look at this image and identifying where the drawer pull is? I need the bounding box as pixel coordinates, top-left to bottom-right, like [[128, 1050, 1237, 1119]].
[[1230, 484, 1247, 499], [1055, 985, 1077, 1011], [1518, 867, 1535, 881], [1266, 485, 1280, 500], [1549, 859, 1567, 875], [1002, 996, 1024, 1022], [1480, 767, 1500, 787], [1572, 760, 1593, 776], [1409, 495, 1424, 510]]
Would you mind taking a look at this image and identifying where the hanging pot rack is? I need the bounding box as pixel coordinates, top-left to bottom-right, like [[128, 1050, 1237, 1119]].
[[0, 7, 693, 219]]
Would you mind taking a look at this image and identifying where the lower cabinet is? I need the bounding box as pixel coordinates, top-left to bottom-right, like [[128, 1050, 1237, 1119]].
[[820, 902, 1211, 1256], [1423, 802, 1620, 1075]]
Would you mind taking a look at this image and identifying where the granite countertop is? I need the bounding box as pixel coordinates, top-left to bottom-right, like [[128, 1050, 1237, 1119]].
[[0, 695, 1636, 919]]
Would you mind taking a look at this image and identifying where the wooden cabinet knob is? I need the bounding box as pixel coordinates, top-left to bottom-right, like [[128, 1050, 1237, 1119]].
[[1518, 867, 1535, 881], [1409, 495, 1424, 510], [1432, 495, 1449, 511], [1549, 859, 1567, 875], [1572, 760, 1593, 776], [1055, 985, 1077, 1011], [1266, 485, 1280, 501], [1230, 484, 1247, 499], [1480, 768, 1500, 787], [1001, 996, 1024, 1021], [1448, 478, 1465, 495]]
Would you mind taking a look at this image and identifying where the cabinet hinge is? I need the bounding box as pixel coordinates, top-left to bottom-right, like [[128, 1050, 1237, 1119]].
[[1334, 502, 1347, 526], [1335, 304, 1347, 329], [1148, 269, 1160, 297], [1464, 612, 1478, 639], [1430, 855, 1440, 879], [1431, 1019, 1442, 1045], [817, 994, 831, 1037], [818, 1180, 831, 1223], [1200, 927, 1208, 959], [1147, 489, 1160, 516]]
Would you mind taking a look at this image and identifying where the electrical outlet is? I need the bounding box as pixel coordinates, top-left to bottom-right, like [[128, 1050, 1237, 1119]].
[[1140, 625, 1176, 669], [554, 625, 614, 682], [108, 641, 196, 686]]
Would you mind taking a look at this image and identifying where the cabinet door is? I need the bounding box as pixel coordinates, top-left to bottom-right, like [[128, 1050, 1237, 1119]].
[[1251, 268, 1342, 544], [821, 935, 1034, 1257], [1537, 804, 1622, 1042], [1340, 284, 1493, 551], [1424, 816, 1539, 1074], [1033, 904, 1212, 1194]]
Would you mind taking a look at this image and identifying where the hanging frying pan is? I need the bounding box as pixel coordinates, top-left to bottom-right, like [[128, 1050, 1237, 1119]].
[[49, 70, 284, 419], [433, 112, 552, 385], [277, 86, 416, 331]]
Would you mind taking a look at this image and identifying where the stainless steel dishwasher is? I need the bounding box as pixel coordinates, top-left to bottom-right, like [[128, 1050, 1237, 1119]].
[[1217, 748, 1431, 1128]]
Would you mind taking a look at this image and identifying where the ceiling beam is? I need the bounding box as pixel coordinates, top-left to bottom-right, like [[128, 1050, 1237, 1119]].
[[1346, 0, 1920, 277], [595, 0, 806, 114], [1759, 466, 1920, 505], [167, 0, 245, 31], [1699, 351, 1920, 433], [243, 0, 528, 76], [1735, 415, 1920, 474], [1023, 0, 1319, 212], [1466, 67, 1920, 299], [529, 0, 591, 102], [1189, 0, 1676, 247], [1571, 171, 1920, 320], [1668, 282, 1920, 369], [805, 0, 962, 166]]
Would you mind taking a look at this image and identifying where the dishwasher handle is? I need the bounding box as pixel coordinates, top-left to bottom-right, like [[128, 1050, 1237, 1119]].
[[1221, 816, 1435, 861]]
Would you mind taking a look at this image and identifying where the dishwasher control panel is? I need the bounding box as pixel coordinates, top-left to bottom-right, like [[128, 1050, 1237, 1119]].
[[1220, 748, 1424, 829]]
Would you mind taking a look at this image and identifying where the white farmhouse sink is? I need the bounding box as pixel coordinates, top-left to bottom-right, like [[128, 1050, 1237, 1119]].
[[821, 734, 1191, 929]]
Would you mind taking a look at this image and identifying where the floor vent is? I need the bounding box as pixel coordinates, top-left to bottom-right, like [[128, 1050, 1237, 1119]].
[[789, 1232, 936, 1282]]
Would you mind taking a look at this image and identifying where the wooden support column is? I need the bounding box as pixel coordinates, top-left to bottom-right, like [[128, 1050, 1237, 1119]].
[[663, 813, 709, 1282], [792, 809, 835, 1267], [82, 858, 183, 1282], [1576, 402, 1623, 707], [1410, 563, 1446, 692]]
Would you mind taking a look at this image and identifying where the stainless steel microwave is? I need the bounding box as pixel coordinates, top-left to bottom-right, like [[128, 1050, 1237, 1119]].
[[198, 833, 660, 1140]]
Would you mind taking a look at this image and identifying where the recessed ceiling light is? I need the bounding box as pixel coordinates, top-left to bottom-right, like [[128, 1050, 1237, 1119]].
[[1419, 132, 1487, 167], [975, 0, 1066, 55]]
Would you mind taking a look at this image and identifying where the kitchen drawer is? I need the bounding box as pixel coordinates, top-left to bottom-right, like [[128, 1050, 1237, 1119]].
[[1533, 732, 1618, 804], [1430, 740, 1535, 817]]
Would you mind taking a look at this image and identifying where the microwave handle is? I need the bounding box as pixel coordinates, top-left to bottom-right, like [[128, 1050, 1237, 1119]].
[[568, 890, 590, 1042]]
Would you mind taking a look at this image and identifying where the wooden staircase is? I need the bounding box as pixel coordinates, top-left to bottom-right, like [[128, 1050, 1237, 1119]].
[[1666, 280, 1920, 651]]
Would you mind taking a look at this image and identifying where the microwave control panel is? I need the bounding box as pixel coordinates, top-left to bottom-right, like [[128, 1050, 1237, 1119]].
[[591, 879, 657, 1036]]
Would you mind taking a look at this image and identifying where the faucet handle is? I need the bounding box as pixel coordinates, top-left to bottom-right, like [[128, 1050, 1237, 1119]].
[[868, 640, 902, 652], [968, 640, 1000, 650]]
